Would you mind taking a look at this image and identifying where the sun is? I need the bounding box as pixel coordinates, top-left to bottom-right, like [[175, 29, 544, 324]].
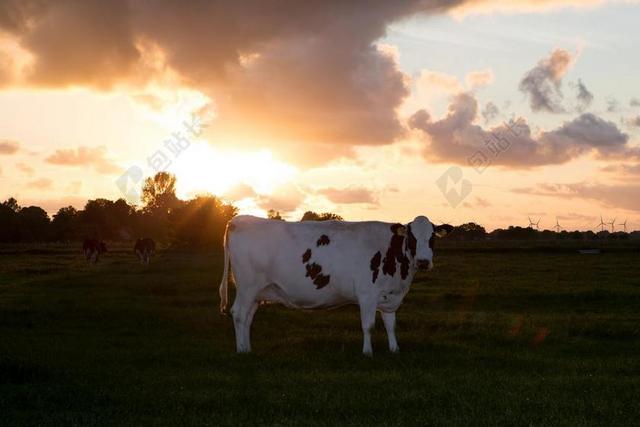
[[170, 141, 298, 203]]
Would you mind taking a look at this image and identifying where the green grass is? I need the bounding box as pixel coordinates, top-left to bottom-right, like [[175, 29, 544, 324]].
[[1, 244, 639, 426]]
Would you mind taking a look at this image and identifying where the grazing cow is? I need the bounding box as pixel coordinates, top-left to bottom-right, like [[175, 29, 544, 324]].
[[134, 238, 156, 265], [82, 238, 107, 264], [219, 215, 453, 355]]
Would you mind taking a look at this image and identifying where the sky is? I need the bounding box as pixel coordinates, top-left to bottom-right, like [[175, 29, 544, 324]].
[[0, 0, 639, 231]]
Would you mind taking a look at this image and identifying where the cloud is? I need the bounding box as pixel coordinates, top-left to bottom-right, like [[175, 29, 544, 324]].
[[223, 183, 256, 201], [513, 182, 640, 212], [606, 96, 619, 113], [409, 92, 630, 167], [481, 101, 500, 124], [631, 98, 640, 107], [465, 69, 494, 89], [463, 197, 491, 208], [0, 139, 19, 154], [318, 186, 378, 205], [45, 146, 119, 174], [26, 177, 53, 189], [625, 116, 640, 127], [519, 49, 574, 113], [574, 79, 593, 113], [601, 163, 640, 176], [255, 183, 306, 213], [16, 162, 34, 176]]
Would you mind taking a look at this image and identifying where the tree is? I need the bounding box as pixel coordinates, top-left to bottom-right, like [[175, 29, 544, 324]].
[[142, 172, 178, 214], [51, 206, 79, 241], [449, 222, 486, 240], [0, 198, 20, 242], [300, 211, 343, 221], [17, 206, 50, 241], [169, 195, 237, 248], [267, 209, 284, 220]]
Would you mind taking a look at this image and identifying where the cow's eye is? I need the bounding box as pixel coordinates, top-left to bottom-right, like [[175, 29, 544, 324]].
[[428, 234, 435, 249]]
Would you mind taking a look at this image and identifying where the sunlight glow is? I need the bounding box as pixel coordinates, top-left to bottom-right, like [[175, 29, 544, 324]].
[[171, 142, 298, 202]]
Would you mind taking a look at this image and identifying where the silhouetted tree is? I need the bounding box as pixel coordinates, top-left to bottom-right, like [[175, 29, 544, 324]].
[[0, 198, 21, 242], [300, 211, 343, 221], [141, 172, 179, 241], [267, 209, 284, 220], [449, 222, 486, 240], [17, 206, 50, 242], [169, 195, 237, 248], [51, 206, 79, 241]]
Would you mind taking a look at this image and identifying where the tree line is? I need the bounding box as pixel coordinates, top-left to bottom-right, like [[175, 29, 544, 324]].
[[0, 172, 344, 248]]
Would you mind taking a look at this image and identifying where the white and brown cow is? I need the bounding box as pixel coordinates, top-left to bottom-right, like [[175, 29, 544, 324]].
[[134, 238, 156, 265], [82, 238, 107, 264], [219, 215, 453, 355]]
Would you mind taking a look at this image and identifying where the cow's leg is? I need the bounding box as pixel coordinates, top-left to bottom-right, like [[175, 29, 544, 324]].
[[359, 299, 377, 356], [231, 288, 259, 353], [381, 311, 399, 353], [243, 302, 259, 352]]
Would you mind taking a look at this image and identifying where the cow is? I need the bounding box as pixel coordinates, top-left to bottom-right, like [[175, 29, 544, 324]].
[[219, 215, 453, 355], [134, 238, 156, 265], [82, 238, 107, 264]]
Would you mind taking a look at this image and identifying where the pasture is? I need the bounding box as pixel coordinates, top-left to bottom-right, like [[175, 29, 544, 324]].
[[1, 243, 639, 426]]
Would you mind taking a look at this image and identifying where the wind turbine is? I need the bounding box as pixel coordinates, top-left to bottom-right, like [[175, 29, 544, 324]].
[[609, 217, 616, 233], [554, 217, 563, 233], [597, 215, 606, 232], [619, 219, 628, 233], [528, 217, 541, 230]]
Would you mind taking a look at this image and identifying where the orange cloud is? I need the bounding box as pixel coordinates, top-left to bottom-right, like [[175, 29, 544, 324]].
[[45, 146, 119, 174], [0, 139, 19, 154]]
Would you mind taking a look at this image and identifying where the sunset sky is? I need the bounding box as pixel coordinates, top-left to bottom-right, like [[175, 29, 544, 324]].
[[1, 0, 639, 230]]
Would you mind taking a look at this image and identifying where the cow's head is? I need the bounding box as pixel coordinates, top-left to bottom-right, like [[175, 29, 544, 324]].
[[404, 216, 453, 271]]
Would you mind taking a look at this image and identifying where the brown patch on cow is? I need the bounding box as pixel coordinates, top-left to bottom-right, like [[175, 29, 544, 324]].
[[313, 273, 331, 289], [370, 251, 381, 283], [316, 234, 330, 246], [382, 224, 405, 277], [302, 248, 312, 263], [305, 262, 322, 280], [407, 225, 417, 257]]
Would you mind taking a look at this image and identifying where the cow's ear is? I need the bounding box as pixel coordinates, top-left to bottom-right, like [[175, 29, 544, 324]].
[[435, 224, 454, 237]]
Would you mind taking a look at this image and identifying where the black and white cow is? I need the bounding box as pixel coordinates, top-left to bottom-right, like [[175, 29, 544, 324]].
[[82, 238, 107, 264], [219, 215, 453, 355], [134, 238, 156, 265]]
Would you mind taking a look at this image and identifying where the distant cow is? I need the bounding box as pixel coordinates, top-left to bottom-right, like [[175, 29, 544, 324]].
[[83, 238, 107, 264], [219, 215, 453, 355], [134, 238, 156, 265]]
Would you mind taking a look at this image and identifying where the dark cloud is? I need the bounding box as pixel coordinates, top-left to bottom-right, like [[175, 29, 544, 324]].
[[606, 96, 619, 113], [519, 49, 573, 113], [481, 101, 500, 124], [512, 182, 640, 212], [318, 187, 378, 205], [574, 79, 593, 113], [409, 92, 630, 167], [45, 146, 119, 174], [0, 0, 477, 163], [0, 139, 19, 154]]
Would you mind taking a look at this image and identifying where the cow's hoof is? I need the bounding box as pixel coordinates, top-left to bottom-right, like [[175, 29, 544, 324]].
[[363, 350, 373, 358], [389, 346, 400, 354]]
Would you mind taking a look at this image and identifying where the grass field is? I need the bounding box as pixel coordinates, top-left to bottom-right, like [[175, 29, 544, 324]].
[[1, 243, 639, 426]]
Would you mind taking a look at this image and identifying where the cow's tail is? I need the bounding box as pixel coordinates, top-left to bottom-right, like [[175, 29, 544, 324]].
[[219, 221, 233, 315]]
